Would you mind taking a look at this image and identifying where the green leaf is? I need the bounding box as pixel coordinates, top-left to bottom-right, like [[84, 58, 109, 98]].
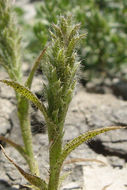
[[0, 80, 58, 131], [0, 80, 48, 121], [25, 47, 47, 89], [0, 136, 27, 160], [60, 126, 125, 165], [0, 145, 48, 190]]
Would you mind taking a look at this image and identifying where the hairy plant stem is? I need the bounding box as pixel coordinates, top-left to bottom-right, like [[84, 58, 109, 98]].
[[17, 96, 39, 176], [0, 0, 39, 176], [47, 122, 63, 190]]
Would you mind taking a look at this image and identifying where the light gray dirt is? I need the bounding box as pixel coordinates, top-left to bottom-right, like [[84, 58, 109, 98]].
[[0, 72, 127, 189]]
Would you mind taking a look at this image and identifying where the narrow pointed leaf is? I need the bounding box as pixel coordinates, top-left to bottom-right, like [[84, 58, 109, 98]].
[[64, 158, 106, 166], [25, 47, 47, 89], [60, 126, 125, 164], [0, 80, 48, 120], [0, 145, 48, 190], [0, 136, 27, 160]]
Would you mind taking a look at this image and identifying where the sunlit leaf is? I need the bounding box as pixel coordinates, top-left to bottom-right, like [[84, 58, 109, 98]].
[[60, 126, 125, 165], [25, 47, 47, 89], [0, 80, 48, 120]]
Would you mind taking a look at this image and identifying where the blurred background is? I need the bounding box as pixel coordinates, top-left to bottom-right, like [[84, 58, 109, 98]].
[[0, 1, 127, 189], [14, 0, 127, 89]]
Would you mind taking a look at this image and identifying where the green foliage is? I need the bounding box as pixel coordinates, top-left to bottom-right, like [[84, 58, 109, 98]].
[[15, 0, 127, 79], [83, 1, 127, 78], [0, 12, 125, 190], [60, 126, 123, 164], [0, 0, 22, 81], [0, 0, 41, 177], [43, 16, 84, 126], [0, 79, 48, 122]]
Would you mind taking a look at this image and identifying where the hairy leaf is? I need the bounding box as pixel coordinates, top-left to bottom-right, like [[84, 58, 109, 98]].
[[0, 145, 48, 190], [60, 126, 125, 164], [0, 80, 48, 120], [25, 47, 47, 89]]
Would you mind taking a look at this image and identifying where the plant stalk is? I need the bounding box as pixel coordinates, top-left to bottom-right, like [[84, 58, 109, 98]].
[[17, 96, 39, 176], [47, 123, 63, 190]]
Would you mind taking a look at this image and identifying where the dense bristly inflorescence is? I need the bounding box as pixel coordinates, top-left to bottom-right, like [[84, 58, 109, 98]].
[[43, 16, 83, 127], [0, 9, 125, 190], [0, 0, 21, 82]]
